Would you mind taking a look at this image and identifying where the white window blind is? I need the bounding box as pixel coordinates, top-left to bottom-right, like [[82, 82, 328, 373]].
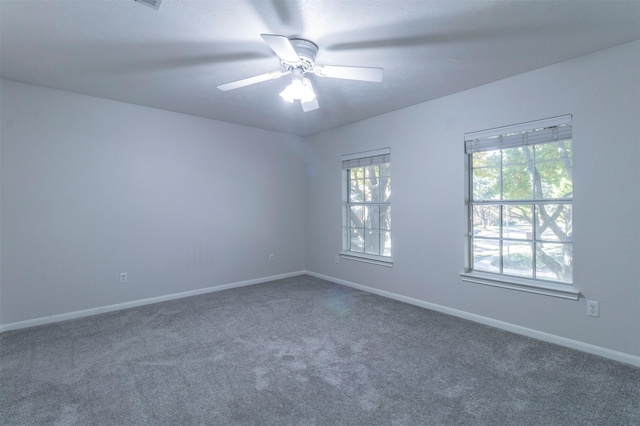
[[465, 115, 572, 154], [342, 148, 390, 169]]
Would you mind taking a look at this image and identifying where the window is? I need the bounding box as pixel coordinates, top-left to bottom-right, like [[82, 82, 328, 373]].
[[341, 148, 392, 266], [462, 116, 576, 298]]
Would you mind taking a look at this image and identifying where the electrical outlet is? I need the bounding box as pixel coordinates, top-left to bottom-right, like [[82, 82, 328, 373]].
[[119, 272, 128, 284], [587, 300, 599, 317], [269, 254, 275, 262], [335, 255, 340, 264]]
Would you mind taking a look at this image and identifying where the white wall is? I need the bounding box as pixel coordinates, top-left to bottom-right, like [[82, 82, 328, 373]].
[[306, 41, 640, 360], [0, 79, 306, 325]]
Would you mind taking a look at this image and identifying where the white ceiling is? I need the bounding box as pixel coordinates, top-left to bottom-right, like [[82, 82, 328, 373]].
[[1, 0, 639, 136]]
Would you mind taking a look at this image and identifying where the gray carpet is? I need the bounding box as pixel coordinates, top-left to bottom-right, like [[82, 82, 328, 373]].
[[1, 275, 639, 425]]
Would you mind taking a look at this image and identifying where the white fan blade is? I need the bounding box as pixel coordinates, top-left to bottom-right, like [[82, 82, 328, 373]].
[[217, 70, 289, 91], [301, 96, 319, 112], [260, 34, 300, 63], [313, 65, 383, 82]]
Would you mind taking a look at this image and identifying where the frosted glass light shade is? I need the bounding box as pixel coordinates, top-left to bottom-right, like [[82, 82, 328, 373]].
[[279, 77, 316, 103]]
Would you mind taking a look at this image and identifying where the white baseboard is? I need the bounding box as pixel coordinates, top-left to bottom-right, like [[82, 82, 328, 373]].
[[305, 271, 640, 368], [0, 271, 306, 333]]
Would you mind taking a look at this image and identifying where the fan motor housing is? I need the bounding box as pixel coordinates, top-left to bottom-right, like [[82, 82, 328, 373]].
[[282, 38, 318, 70]]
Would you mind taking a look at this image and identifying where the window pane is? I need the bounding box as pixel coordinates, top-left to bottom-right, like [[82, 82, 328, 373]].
[[380, 206, 391, 231], [364, 230, 380, 255], [365, 165, 379, 179], [535, 204, 572, 242], [350, 168, 364, 180], [536, 204, 573, 241], [473, 238, 500, 273], [502, 241, 533, 278], [472, 205, 500, 237], [473, 167, 500, 201], [503, 205, 532, 240], [380, 177, 391, 202], [349, 178, 364, 202], [502, 146, 531, 166], [349, 228, 364, 253], [536, 242, 572, 283], [364, 206, 379, 229], [381, 231, 391, 256], [537, 160, 572, 199], [379, 163, 391, 177], [473, 150, 500, 168], [502, 165, 532, 200], [365, 177, 380, 202], [349, 205, 364, 228], [535, 141, 571, 162]]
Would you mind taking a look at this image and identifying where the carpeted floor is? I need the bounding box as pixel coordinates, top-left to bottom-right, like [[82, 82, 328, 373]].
[[1, 274, 639, 425]]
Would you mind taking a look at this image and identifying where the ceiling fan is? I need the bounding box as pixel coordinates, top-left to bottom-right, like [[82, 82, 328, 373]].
[[217, 34, 384, 112]]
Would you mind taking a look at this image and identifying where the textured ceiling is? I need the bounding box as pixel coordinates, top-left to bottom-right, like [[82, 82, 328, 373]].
[[1, 0, 639, 136]]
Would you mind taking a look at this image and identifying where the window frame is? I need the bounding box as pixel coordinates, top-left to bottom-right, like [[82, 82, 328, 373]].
[[340, 148, 393, 267], [461, 116, 579, 300]]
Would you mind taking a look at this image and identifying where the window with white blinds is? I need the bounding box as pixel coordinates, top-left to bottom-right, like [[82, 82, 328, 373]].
[[341, 148, 392, 265], [463, 116, 574, 293]]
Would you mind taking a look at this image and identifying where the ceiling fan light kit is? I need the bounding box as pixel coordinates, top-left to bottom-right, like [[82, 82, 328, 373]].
[[216, 34, 384, 113], [279, 69, 316, 104]]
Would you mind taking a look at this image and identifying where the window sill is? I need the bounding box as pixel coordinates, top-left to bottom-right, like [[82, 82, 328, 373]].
[[340, 252, 393, 267], [459, 271, 580, 300]]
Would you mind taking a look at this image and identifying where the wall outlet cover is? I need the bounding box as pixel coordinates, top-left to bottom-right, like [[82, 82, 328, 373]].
[[587, 300, 599, 317]]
